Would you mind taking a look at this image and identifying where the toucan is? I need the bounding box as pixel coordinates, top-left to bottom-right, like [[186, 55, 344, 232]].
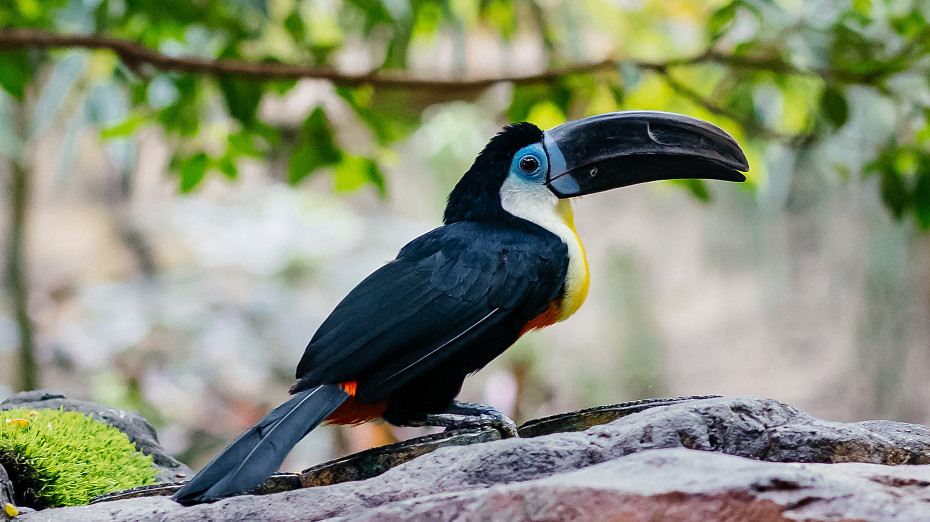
[[172, 110, 748, 504]]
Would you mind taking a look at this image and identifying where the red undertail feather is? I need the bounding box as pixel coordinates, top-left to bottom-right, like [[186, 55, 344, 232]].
[[325, 381, 388, 425], [519, 300, 562, 336]]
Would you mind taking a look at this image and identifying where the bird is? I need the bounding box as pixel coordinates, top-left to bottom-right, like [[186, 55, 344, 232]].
[[172, 110, 748, 504]]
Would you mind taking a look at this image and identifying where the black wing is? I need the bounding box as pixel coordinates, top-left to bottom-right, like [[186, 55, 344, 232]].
[[294, 220, 568, 402]]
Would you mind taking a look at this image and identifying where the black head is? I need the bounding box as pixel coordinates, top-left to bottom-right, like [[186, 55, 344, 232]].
[[444, 122, 543, 224]]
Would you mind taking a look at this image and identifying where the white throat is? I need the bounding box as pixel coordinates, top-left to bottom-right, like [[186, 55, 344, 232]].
[[499, 175, 589, 320]]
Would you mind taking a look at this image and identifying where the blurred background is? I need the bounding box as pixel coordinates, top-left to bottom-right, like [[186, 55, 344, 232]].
[[1, 0, 929, 472]]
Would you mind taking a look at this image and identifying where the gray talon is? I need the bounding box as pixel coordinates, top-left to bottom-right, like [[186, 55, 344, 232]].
[[398, 401, 520, 438]]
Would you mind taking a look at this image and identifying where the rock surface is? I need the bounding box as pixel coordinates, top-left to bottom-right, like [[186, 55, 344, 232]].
[[0, 464, 14, 508], [0, 390, 191, 482], [336, 449, 930, 521], [17, 396, 930, 521]]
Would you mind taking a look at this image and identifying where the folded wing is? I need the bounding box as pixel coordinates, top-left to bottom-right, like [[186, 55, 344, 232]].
[[293, 221, 568, 401]]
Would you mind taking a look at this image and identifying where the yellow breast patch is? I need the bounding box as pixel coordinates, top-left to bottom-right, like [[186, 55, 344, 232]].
[[555, 201, 590, 321]]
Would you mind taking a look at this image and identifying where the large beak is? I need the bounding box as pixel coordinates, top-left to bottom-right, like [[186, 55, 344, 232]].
[[543, 111, 749, 198]]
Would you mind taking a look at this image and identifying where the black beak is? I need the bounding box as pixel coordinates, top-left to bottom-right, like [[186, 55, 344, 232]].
[[543, 111, 749, 198]]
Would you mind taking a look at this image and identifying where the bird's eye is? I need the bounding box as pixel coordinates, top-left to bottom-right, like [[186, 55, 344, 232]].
[[519, 155, 539, 174]]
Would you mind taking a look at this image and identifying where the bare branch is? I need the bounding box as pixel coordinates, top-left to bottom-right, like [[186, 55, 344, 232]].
[[0, 29, 621, 89], [1, 28, 915, 91]]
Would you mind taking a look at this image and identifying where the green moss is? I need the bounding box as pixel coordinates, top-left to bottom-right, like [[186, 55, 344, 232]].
[[0, 408, 158, 508]]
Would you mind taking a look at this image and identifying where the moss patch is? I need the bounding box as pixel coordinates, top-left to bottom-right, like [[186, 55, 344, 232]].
[[0, 408, 158, 508]]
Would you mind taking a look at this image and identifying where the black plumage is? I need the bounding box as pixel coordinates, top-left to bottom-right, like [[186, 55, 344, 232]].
[[292, 220, 568, 422]]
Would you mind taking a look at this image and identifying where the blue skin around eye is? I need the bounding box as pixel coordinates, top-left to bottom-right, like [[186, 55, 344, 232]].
[[510, 143, 549, 181]]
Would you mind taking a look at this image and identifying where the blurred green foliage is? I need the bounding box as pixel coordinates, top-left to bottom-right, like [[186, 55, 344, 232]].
[[0, 0, 928, 227]]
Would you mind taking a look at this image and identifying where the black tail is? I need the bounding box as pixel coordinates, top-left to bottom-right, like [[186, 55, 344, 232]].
[[172, 384, 348, 504]]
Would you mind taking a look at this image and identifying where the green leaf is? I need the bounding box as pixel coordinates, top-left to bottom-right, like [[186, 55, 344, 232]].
[[13, 0, 41, 22], [228, 129, 263, 157], [480, 0, 517, 40], [366, 160, 387, 197], [218, 76, 263, 126], [879, 167, 909, 220], [334, 155, 386, 196], [890, 10, 927, 38], [411, 1, 444, 38], [155, 75, 201, 136], [509, 85, 545, 123], [217, 154, 238, 180], [851, 0, 871, 16], [252, 122, 282, 149], [283, 10, 306, 42], [179, 152, 209, 192], [525, 101, 565, 130], [288, 108, 343, 184], [609, 85, 625, 106], [93, 0, 111, 32], [289, 144, 322, 184], [336, 86, 396, 144], [383, 26, 413, 69], [0, 51, 33, 101], [344, 0, 396, 33], [673, 179, 712, 203], [820, 85, 849, 129], [100, 114, 147, 139], [914, 171, 930, 229], [914, 154, 930, 229], [509, 83, 571, 123], [270, 80, 299, 95], [707, 3, 738, 41]]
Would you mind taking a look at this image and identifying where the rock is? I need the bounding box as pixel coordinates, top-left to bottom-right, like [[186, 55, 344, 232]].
[[19, 497, 177, 522], [0, 390, 191, 482], [88, 473, 304, 504], [516, 395, 720, 437], [301, 426, 503, 488], [336, 449, 930, 521], [17, 396, 930, 521], [0, 463, 14, 508]]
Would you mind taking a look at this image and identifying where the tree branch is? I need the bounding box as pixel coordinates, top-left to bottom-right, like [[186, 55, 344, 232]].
[[4, 92, 38, 391], [1, 28, 917, 91], [0, 27, 915, 149], [0, 29, 622, 89], [7, 157, 37, 391]]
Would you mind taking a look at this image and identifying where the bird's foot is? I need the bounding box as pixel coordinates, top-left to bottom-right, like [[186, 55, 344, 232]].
[[401, 401, 519, 438]]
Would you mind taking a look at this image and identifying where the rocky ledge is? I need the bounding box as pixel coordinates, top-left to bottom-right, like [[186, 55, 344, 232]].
[[13, 396, 930, 521]]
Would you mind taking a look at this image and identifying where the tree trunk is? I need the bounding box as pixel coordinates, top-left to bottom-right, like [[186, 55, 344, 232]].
[[6, 155, 37, 391]]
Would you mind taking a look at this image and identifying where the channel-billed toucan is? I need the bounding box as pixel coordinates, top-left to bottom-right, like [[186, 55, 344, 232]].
[[173, 110, 748, 504]]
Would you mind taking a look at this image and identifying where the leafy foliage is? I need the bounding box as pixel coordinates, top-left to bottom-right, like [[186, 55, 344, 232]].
[[0, 408, 157, 508], [868, 138, 930, 228], [0, 0, 928, 226]]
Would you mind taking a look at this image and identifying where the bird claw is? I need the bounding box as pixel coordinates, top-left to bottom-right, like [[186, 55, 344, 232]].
[[401, 401, 520, 439]]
